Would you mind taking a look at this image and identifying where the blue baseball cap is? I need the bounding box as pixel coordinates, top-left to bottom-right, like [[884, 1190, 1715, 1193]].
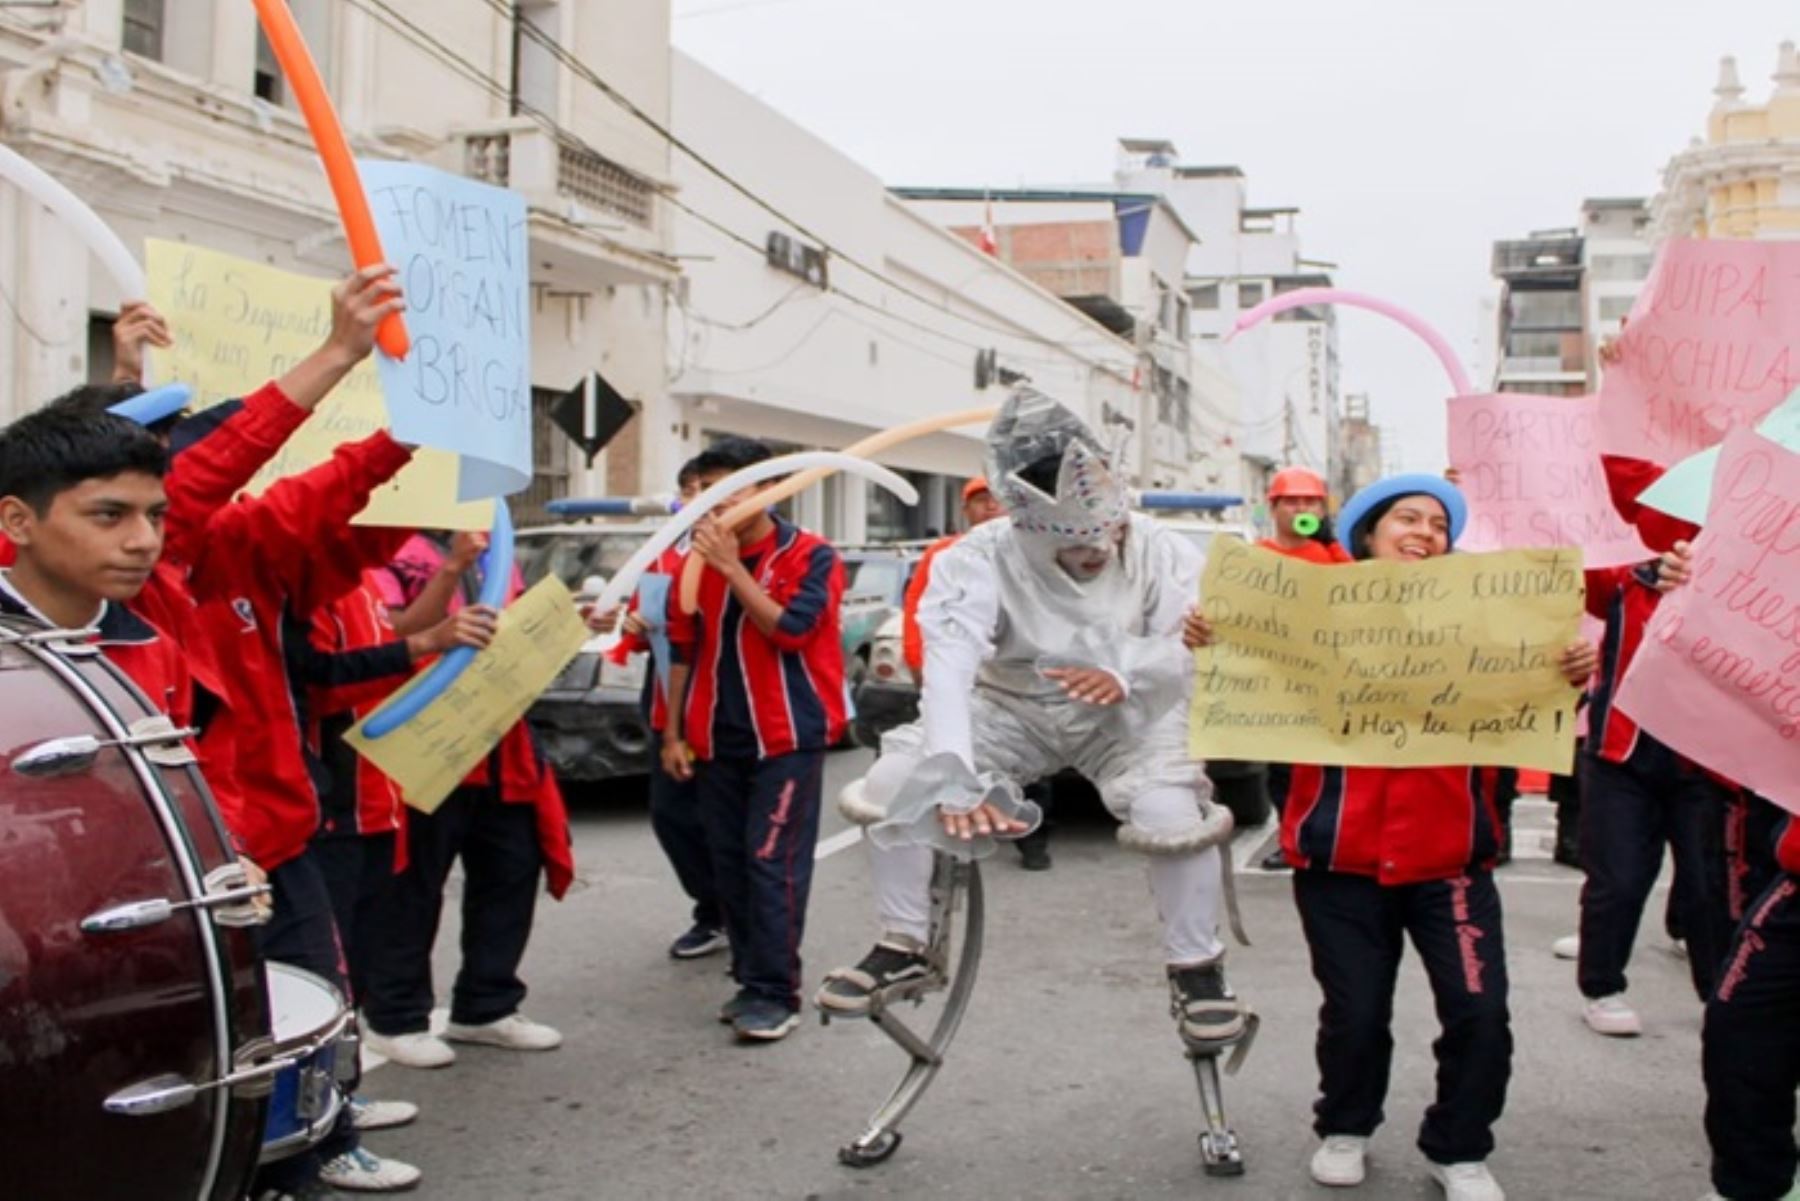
[[1337, 474, 1467, 559]]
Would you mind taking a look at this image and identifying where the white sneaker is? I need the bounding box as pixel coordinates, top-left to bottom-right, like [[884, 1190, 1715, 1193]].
[[362, 1028, 456, 1069], [1552, 934, 1579, 960], [349, 1095, 418, 1130], [1310, 1135, 1368, 1186], [1670, 938, 1689, 960], [1428, 1160, 1504, 1201], [444, 1012, 563, 1051], [319, 1145, 422, 1192], [1583, 993, 1643, 1037]]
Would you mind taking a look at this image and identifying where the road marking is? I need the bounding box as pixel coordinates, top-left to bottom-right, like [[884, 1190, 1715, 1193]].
[[815, 826, 864, 861]]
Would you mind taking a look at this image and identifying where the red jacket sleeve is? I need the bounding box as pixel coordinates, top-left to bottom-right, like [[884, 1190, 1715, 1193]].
[[163, 383, 311, 568], [769, 543, 844, 652], [1584, 566, 1631, 621], [188, 432, 414, 605], [1602, 455, 1702, 554], [902, 541, 944, 674]]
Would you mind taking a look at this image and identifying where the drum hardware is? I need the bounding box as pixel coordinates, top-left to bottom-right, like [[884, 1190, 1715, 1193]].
[[11, 720, 200, 778], [0, 623, 99, 648], [104, 996, 353, 1119], [80, 884, 272, 934]]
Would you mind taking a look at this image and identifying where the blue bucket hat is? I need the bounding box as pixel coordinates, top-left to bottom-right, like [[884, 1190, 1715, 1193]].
[[1337, 473, 1467, 559]]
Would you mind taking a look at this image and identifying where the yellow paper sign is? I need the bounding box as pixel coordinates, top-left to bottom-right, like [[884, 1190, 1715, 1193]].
[[1189, 537, 1585, 772], [145, 239, 491, 529], [345, 576, 588, 813]]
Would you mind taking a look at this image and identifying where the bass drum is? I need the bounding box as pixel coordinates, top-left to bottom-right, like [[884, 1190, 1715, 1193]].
[[0, 617, 270, 1201]]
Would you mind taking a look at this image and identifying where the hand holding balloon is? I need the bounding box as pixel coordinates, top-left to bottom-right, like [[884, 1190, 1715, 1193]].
[[361, 503, 514, 740]]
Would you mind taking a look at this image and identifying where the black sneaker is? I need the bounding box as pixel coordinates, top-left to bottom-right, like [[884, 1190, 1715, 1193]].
[[733, 998, 800, 1042], [1168, 959, 1247, 1047], [1259, 847, 1291, 871], [815, 938, 934, 1016], [718, 989, 754, 1025], [1018, 841, 1052, 871], [670, 924, 728, 960]]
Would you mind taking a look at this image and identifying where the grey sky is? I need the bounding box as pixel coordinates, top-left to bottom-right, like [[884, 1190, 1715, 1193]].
[[671, 0, 1794, 473]]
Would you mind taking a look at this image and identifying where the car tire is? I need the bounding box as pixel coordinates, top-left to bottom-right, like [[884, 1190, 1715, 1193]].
[[1208, 770, 1272, 830]]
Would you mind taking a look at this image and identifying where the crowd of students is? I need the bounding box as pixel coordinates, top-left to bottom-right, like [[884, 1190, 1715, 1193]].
[[0, 269, 568, 1201], [0, 260, 1795, 1201]]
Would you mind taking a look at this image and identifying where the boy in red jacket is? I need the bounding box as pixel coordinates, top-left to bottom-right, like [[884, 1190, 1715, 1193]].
[[665, 437, 847, 1042], [357, 530, 573, 1070]]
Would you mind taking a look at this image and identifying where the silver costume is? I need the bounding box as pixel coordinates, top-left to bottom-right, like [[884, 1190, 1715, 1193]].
[[861, 389, 1233, 965]]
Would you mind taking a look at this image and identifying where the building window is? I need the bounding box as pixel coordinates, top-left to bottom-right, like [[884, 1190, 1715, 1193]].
[[1589, 253, 1654, 282], [517, 387, 573, 524], [1238, 281, 1266, 309], [122, 0, 164, 60], [513, 0, 561, 120], [254, 27, 283, 103], [1191, 282, 1220, 310]]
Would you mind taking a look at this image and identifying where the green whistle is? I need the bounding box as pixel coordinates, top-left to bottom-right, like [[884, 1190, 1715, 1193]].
[[1294, 513, 1322, 537]]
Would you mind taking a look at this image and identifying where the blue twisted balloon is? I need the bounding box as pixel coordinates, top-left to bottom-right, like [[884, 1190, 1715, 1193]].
[[108, 383, 193, 426], [361, 501, 514, 739]]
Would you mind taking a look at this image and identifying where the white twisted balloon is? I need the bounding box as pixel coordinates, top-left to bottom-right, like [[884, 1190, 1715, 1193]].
[[585, 451, 919, 642], [0, 144, 146, 297]]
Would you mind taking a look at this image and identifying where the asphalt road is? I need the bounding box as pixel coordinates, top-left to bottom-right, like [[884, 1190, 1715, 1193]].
[[359, 748, 1712, 1200]]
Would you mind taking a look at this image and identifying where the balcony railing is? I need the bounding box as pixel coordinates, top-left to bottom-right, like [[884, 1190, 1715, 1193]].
[[458, 122, 656, 231]]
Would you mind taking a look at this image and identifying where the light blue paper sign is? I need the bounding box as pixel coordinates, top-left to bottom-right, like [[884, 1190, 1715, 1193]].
[[637, 572, 675, 698], [1641, 387, 1800, 524], [361, 160, 532, 501]]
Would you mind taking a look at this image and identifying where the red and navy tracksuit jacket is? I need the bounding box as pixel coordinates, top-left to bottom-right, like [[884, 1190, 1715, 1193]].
[[375, 534, 575, 899], [173, 391, 416, 872], [668, 516, 847, 761], [303, 574, 410, 859], [1282, 765, 1510, 885], [1584, 454, 1705, 768]]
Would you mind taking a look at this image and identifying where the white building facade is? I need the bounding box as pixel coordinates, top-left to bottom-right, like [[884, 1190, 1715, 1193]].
[[0, 0, 677, 518], [1115, 145, 1340, 509], [668, 53, 1142, 542]]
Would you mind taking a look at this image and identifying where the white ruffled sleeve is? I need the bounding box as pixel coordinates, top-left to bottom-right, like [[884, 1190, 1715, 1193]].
[[914, 539, 1001, 769]]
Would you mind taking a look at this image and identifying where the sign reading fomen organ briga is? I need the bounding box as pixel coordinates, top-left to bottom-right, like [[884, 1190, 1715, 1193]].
[[1189, 538, 1585, 773]]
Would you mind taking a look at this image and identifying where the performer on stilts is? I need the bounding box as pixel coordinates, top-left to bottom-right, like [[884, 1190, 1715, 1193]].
[[817, 385, 1249, 1062]]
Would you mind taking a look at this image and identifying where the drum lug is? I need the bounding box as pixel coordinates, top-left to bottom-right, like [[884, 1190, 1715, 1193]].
[[106, 1046, 300, 1116], [80, 870, 271, 934], [10, 718, 199, 777]]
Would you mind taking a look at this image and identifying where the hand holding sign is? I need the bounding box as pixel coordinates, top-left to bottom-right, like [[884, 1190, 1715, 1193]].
[[361, 162, 532, 501], [1615, 431, 1800, 811]]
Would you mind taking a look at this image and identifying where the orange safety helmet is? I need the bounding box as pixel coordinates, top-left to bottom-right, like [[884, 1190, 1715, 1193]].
[[1268, 467, 1328, 500]]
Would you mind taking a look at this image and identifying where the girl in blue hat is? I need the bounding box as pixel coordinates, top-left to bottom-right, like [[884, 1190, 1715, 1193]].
[[1186, 474, 1598, 1201]]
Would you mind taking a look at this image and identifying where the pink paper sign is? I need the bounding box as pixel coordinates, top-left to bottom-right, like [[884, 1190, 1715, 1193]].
[[1614, 430, 1800, 811], [1597, 239, 1800, 465], [1447, 393, 1650, 568]]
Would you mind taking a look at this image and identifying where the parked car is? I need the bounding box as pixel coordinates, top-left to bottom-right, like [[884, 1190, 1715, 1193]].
[[850, 518, 1274, 829], [516, 522, 664, 783]]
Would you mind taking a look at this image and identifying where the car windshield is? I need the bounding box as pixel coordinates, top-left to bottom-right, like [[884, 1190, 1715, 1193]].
[[516, 531, 653, 592], [847, 557, 905, 601]]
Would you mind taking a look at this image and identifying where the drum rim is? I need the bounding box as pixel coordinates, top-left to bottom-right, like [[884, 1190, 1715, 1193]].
[[262, 961, 351, 1051], [8, 621, 241, 1201]]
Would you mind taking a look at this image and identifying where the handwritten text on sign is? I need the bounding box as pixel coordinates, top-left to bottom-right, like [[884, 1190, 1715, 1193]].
[[1597, 239, 1800, 464], [347, 575, 588, 814], [1448, 392, 1650, 569], [1188, 538, 1585, 772], [361, 161, 532, 501], [145, 239, 490, 529], [1615, 432, 1800, 813]]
